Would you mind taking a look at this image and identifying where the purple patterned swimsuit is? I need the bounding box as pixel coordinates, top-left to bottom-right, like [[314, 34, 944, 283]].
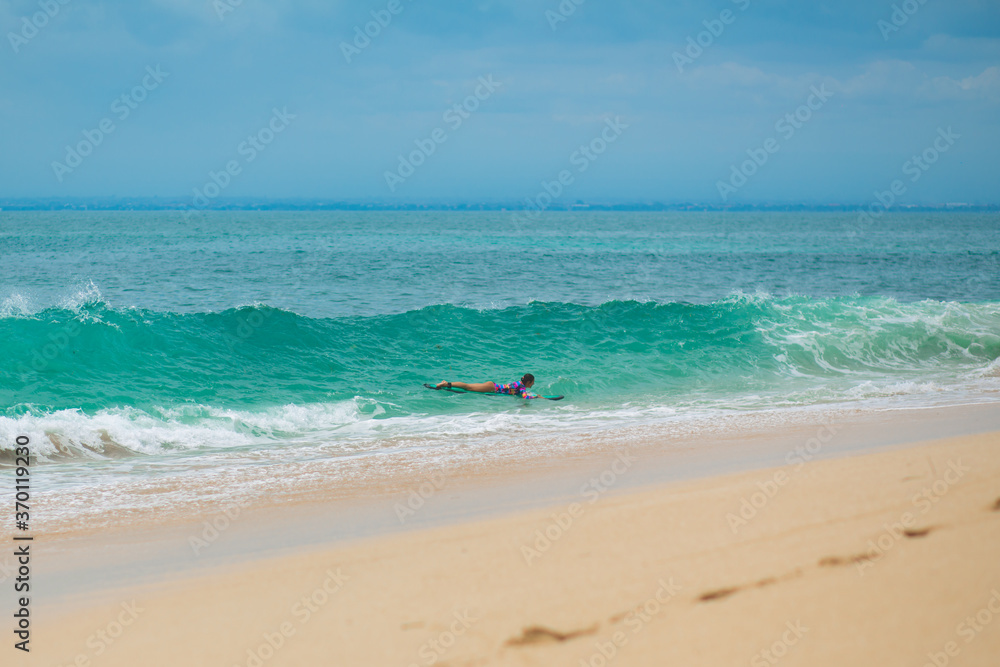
[[494, 380, 536, 399]]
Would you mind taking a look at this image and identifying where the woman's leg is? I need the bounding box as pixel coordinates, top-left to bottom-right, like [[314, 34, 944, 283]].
[[437, 380, 496, 393]]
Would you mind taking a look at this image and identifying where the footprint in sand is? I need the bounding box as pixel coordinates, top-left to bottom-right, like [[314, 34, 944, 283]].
[[698, 587, 740, 602], [818, 554, 873, 567], [696, 571, 801, 603], [903, 527, 933, 538], [506, 624, 598, 646]]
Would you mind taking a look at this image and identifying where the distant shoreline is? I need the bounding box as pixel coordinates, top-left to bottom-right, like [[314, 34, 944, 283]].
[[1, 199, 998, 212]]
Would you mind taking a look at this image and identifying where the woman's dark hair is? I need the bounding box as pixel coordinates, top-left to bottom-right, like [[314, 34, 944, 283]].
[[522, 373, 535, 384]]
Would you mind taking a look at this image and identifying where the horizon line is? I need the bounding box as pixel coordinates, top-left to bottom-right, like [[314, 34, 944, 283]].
[[1, 197, 998, 213]]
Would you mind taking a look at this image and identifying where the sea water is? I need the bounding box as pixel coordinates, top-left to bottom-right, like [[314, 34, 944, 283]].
[[1, 210, 998, 529]]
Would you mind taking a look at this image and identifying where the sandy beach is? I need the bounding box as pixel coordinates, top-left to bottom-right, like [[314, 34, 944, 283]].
[[15, 421, 1000, 667], [6, 0, 1000, 663]]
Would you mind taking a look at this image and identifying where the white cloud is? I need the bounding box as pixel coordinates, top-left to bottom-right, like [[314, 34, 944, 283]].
[[921, 34, 1000, 60], [831, 60, 918, 98], [678, 62, 833, 105], [834, 61, 1000, 102], [686, 62, 778, 88], [959, 65, 1000, 90]]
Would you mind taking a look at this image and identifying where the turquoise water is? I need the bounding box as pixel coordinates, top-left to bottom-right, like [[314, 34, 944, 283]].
[[1, 210, 998, 467]]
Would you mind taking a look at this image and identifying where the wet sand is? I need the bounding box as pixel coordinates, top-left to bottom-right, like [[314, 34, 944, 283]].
[[14, 416, 1000, 666]]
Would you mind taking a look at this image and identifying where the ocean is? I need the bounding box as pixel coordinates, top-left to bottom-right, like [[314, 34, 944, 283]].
[[2, 210, 999, 531]]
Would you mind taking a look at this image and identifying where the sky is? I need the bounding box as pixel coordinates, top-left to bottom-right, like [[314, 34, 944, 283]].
[[1, 0, 998, 205]]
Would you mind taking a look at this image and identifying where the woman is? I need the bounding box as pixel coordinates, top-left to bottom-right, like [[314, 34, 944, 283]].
[[436, 373, 539, 399]]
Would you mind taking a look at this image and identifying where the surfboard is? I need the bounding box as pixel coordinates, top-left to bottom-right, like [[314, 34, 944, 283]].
[[423, 383, 564, 401]]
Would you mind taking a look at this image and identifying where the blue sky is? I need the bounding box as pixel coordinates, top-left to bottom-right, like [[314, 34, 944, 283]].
[[1, 0, 998, 204]]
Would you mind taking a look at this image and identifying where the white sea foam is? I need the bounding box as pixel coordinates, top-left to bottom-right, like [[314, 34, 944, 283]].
[[4, 368, 998, 466], [0, 292, 34, 318], [977, 357, 1000, 378]]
